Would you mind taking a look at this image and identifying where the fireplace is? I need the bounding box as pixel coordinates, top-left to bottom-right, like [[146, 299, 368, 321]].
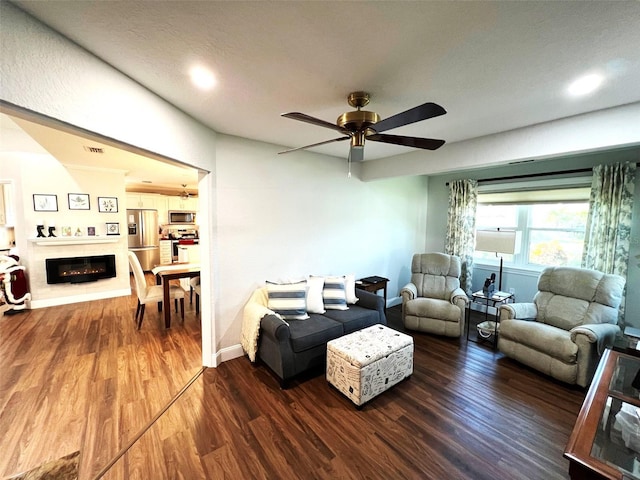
[[46, 255, 117, 284]]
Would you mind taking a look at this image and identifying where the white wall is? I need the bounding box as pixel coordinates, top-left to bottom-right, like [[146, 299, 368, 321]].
[[1, 152, 130, 307], [213, 134, 429, 349]]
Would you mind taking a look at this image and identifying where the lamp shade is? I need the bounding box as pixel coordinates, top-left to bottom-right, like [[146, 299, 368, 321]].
[[475, 229, 519, 255]]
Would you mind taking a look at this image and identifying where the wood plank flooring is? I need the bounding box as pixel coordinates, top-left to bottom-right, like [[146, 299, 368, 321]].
[[104, 307, 585, 480], [1, 287, 587, 479], [0, 274, 202, 479]]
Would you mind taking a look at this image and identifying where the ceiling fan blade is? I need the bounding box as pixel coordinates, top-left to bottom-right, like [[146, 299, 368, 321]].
[[278, 136, 350, 154], [370, 102, 446, 134], [282, 112, 351, 134], [367, 133, 445, 150]]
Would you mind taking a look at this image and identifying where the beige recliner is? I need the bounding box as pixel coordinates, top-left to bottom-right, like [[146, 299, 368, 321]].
[[400, 253, 469, 337], [498, 266, 625, 387]]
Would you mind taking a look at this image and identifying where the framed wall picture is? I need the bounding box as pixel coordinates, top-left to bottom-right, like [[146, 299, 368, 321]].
[[68, 193, 90, 210], [106, 222, 120, 235], [33, 194, 58, 212], [98, 196, 118, 213]]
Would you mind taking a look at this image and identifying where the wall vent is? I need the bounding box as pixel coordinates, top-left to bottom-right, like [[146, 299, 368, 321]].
[[508, 159, 535, 165], [83, 146, 104, 154]]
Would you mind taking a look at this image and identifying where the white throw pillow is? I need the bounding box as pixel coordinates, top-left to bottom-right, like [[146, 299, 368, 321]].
[[323, 276, 349, 310], [266, 281, 309, 320], [306, 276, 326, 314], [344, 273, 359, 304]]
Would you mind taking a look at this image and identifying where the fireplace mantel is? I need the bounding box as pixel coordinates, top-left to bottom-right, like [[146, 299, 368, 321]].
[[29, 236, 121, 246]]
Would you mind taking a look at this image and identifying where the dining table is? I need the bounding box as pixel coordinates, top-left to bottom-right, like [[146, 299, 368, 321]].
[[151, 262, 201, 328]]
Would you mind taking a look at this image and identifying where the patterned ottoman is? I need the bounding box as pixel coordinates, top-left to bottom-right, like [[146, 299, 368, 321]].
[[326, 324, 413, 407]]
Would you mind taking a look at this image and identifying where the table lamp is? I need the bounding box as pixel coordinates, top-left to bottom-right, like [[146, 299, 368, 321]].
[[475, 229, 520, 292]]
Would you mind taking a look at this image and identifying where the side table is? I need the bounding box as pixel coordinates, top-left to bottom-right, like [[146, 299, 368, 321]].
[[612, 329, 640, 358], [466, 290, 514, 349], [356, 276, 389, 313]]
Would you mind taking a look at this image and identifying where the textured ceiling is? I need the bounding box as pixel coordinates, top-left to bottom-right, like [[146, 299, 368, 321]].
[[7, 1, 640, 165]]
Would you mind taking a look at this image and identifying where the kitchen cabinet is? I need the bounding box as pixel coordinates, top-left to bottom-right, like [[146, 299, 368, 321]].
[[126, 193, 198, 226], [126, 193, 161, 209], [167, 196, 198, 212], [156, 196, 169, 225]]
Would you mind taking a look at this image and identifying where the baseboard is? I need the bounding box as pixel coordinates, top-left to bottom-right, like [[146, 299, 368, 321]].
[[30, 289, 131, 309], [209, 343, 244, 367], [387, 296, 402, 308]]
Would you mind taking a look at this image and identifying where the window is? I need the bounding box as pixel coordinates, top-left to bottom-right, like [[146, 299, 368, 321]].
[[475, 184, 590, 269]]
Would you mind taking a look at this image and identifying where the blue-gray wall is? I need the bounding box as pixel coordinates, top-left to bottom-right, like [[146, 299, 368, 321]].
[[424, 147, 640, 326]]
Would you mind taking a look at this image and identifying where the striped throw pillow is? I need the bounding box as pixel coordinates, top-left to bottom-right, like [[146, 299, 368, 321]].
[[323, 276, 348, 310], [266, 281, 309, 320]]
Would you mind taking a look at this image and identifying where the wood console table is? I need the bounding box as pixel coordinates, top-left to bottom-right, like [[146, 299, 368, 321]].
[[565, 349, 640, 479]]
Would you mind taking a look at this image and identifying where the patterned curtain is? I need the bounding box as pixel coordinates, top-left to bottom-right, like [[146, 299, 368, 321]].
[[582, 162, 636, 325], [445, 179, 478, 295]]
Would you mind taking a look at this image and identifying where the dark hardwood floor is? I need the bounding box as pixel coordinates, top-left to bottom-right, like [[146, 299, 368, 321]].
[[1, 288, 586, 479], [107, 306, 585, 480]]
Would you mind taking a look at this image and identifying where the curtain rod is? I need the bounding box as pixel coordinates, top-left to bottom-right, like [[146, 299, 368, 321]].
[[445, 168, 593, 186], [446, 163, 638, 186]]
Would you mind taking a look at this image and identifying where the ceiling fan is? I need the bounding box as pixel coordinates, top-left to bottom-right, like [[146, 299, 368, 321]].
[[279, 91, 446, 162]]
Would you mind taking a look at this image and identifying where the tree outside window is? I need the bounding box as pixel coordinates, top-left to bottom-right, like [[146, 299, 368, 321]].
[[475, 201, 589, 269]]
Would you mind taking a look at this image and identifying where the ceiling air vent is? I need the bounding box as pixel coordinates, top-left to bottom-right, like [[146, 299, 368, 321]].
[[83, 146, 104, 154]]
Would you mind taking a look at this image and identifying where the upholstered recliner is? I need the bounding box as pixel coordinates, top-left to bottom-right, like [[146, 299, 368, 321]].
[[400, 253, 469, 337], [498, 266, 625, 387]]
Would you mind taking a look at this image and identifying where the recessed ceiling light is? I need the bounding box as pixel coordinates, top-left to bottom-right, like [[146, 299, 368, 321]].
[[189, 65, 216, 91], [567, 73, 604, 97]]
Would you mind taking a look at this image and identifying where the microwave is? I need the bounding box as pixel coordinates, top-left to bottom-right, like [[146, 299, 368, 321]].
[[169, 211, 196, 224]]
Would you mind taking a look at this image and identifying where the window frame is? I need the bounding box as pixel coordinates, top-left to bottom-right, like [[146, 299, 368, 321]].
[[473, 181, 591, 273]]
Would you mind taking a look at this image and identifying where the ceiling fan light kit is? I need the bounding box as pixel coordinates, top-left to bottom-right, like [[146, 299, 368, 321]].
[[280, 91, 447, 171]]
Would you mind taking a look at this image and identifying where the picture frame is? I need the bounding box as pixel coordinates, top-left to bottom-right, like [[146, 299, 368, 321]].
[[61, 226, 72, 237], [33, 194, 58, 212], [68, 193, 90, 210], [87, 226, 96, 236], [98, 196, 118, 213], [106, 222, 120, 236]]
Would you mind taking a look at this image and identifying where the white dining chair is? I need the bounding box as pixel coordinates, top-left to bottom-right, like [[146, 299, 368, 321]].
[[128, 251, 185, 329]]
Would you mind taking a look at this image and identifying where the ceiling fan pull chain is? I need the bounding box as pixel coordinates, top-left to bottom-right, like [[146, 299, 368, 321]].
[[347, 147, 352, 178]]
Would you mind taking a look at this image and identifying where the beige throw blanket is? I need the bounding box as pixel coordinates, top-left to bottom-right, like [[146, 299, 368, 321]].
[[241, 287, 281, 362]]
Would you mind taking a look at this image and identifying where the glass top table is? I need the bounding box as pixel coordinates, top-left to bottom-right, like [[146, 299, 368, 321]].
[[566, 349, 640, 479], [591, 355, 640, 478]]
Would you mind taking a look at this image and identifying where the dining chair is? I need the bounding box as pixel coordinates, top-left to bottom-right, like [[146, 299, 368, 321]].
[[194, 283, 202, 315], [128, 251, 185, 329], [189, 276, 200, 304]]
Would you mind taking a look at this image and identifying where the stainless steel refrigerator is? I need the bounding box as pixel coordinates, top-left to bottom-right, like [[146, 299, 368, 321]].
[[127, 209, 160, 271]]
